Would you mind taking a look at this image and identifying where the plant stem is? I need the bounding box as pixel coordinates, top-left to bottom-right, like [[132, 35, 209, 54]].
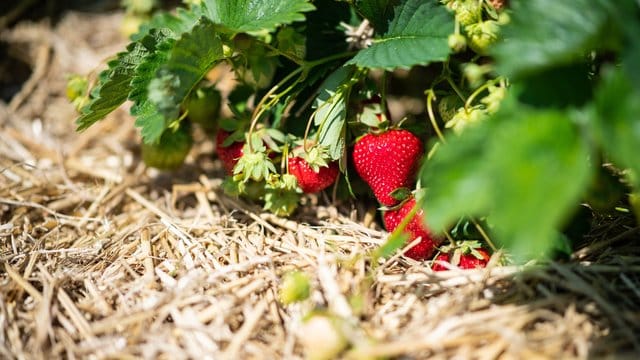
[[445, 75, 466, 102], [425, 89, 446, 142], [471, 219, 497, 252], [247, 51, 357, 152]]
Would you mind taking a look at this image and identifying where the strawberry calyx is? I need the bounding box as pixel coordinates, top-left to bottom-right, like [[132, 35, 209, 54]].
[[287, 143, 340, 194], [263, 174, 301, 216], [432, 240, 491, 270], [378, 188, 415, 211], [291, 143, 332, 172]]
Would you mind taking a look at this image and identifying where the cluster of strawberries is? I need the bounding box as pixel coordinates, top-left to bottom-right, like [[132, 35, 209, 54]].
[[216, 130, 340, 194], [208, 89, 490, 269], [351, 106, 490, 269]]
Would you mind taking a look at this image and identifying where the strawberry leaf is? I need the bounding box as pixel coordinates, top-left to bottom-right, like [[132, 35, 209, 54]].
[[75, 41, 149, 131], [492, 0, 613, 78], [348, 0, 453, 70], [131, 5, 202, 41], [486, 109, 592, 261], [312, 66, 359, 163], [422, 98, 593, 262], [128, 31, 176, 143], [140, 17, 223, 143], [592, 67, 640, 189], [202, 0, 315, 34], [354, 0, 400, 34], [373, 231, 409, 261]]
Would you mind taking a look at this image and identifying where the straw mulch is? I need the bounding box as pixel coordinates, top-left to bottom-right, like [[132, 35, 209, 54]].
[[1, 8, 640, 360]]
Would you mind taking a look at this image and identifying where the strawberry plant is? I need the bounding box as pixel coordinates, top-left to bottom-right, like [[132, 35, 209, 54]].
[[72, 0, 640, 264]]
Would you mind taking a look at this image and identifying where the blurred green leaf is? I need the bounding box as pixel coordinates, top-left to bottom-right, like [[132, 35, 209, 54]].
[[422, 102, 592, 262], [593, 67, 640, 188], [493, 0, 612, 78], [486, 110, 592, 261], [373, 232, 409, 260], [420, 122, 493, 231], [516, 63, 593, 109]]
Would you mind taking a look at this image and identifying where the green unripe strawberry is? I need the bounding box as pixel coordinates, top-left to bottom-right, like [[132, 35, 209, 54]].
[[466, 20, 500, 54], [66, 74, 89, 111], [453, 0, 483, 26], [480, 85, 506, 114], [299, 313, 348, 360], [263, 177, 301, 216], [445, 106, 487, 134], [184, 86, 222, 132], [65, 74, 88, 101], [221, 177, 266, 201], [438, 94, 465, 123], [448, 33, 467, 53], [278, 270, 311, 305], [141, 122, 193, 170]]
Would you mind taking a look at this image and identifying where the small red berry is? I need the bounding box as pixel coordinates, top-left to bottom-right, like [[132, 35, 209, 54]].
[[432, 246, 491, 271], [431, 253, 451, 271], [288, 157, 339, 193], [215, 130, 245, 175], [459, 248, 490, 269], [383, 197, 440, 260]]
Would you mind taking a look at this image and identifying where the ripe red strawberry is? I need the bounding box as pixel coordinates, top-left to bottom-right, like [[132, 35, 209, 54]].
[[383, 197, 439, 260], [432, 247, 491, 271], [352, 129, 423, 206], [215, 130, 245, 175], [288, 157, 339, 193]]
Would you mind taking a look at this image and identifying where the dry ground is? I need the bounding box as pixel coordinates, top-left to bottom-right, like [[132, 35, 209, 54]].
[[1, 6, 640, 360]]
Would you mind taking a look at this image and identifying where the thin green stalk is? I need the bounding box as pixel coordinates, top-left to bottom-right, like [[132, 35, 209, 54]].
[[425, 89, 446, 142]]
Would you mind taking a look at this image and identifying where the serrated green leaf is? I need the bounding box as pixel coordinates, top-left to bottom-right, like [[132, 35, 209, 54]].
[[312, 66, 356, 162], [75, 42, 149, 131], [127, 30, 176, 143], [354, 0, 400, 34], [132, 101, 167, 144], [493, 0, 613, 78], [348, 0, 453, 70], [131, 5, 203, 41], [202, 0, 315, 33], [129, 31, 175, 105], [140, 17, 223, 143], [593, 67, 640, 188]]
